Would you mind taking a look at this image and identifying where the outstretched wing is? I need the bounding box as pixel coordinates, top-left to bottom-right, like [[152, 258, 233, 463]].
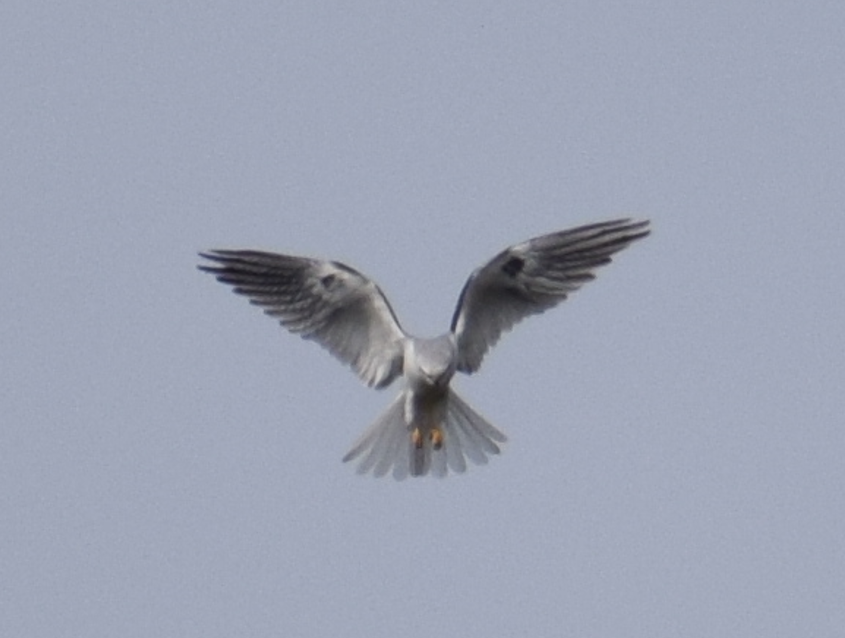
[[450, 218, 650, 373], [198, 250, 407, 388]]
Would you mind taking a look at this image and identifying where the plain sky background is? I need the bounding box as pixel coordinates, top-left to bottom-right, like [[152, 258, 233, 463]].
[[2, 2, 843, 636]]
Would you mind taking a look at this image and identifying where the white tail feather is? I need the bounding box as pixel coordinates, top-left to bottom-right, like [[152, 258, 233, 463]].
[[342, 389, 507, 479]]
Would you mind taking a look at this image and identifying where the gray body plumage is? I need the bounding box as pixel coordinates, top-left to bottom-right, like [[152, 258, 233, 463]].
[[198, 218, 650, 479]]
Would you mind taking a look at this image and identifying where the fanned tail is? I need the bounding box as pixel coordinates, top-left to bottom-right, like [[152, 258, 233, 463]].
[[342, 390, 507, 480], [341, 394, 409, 478]]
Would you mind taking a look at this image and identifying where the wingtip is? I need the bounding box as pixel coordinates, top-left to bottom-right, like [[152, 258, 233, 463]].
[[605, 217, 651, 241], [197, 249, 222, 265], [196, 250, 222, 274], [198, 249, 234, 260], [628, 217, 651, 231], [609, 217, 650, 230], [197, 249, 244, 272]]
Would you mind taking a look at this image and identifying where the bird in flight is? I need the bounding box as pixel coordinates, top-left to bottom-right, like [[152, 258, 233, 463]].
[[199, 218, 650, 479]]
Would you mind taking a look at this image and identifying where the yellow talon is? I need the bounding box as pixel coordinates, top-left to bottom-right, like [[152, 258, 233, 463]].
[[429, 428, 444, 450], [411, 427, 424, 449]]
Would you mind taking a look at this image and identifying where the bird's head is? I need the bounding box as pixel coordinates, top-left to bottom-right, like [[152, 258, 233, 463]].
[[407, 335, 457, 388]]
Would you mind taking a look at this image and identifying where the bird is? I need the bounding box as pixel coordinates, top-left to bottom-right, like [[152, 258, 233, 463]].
[[198, 218, 650, 479]]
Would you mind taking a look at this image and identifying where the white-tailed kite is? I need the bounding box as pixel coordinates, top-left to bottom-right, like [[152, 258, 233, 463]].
[[199, 218, 650, 479]]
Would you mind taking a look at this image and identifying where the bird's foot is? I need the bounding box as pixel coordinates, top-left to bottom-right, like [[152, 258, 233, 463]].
[[411, 426, 444, 450], [429, 427, 444, 450]]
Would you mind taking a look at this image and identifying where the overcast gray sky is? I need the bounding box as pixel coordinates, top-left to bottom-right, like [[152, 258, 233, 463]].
[[2, 2, 844, 636]]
